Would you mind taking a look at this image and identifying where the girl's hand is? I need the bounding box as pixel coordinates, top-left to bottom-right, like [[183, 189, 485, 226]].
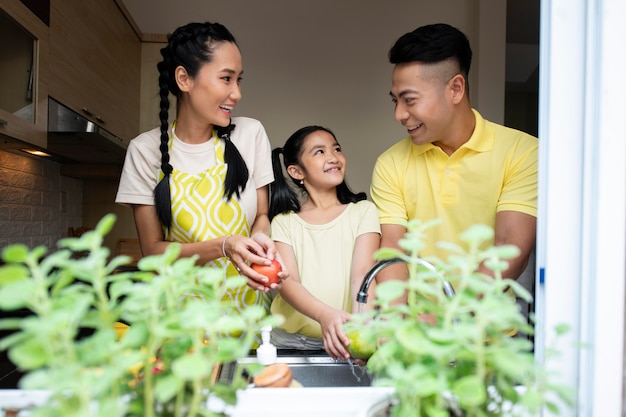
[[318, 308, 351, 360]]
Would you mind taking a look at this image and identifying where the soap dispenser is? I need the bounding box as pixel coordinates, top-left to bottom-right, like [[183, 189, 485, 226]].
[[256, 325, 277, 365]]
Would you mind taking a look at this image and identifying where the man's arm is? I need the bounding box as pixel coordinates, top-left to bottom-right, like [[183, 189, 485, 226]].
[[482, 210, 536, 280], [376, 223, 410, 304]]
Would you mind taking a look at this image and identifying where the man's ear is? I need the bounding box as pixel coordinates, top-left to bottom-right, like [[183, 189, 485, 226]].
[[287, 165, 304, 181], [175, 66, 192, 92], [449, 74, 466, 104]]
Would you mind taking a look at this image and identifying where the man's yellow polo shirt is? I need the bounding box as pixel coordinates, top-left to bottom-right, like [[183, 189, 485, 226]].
[[370, 109, 537, 260]]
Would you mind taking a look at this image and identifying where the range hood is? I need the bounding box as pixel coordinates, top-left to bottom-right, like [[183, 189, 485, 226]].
[[47, 97, 128, 165]]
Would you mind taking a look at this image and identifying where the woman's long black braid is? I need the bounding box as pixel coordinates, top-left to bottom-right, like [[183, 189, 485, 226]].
[[154, 22, 249, 229]]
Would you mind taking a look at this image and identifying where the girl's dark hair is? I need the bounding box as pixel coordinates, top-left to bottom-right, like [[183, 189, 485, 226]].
[[269, 125, 366, 221], [154, 22, 249, 229]]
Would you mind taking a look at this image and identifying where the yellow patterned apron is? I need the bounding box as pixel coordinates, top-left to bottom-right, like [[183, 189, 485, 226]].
[[164, 131, 271, 345]]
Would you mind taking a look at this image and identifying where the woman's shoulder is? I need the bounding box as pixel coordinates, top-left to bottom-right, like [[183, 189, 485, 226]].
[[125, 127, 161, 161], [230, 117, 270, 150], [231, 116, 265, 132], [128, 127, 161, 149]]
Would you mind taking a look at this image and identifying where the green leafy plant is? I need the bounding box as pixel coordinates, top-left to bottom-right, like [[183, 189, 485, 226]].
[[0, 214, 279, 417], [351, 219, 574, 417]]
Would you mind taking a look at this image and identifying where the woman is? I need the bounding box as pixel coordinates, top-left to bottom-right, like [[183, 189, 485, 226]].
[[268, 126, 381, 360], [116, 22, 287, 326]]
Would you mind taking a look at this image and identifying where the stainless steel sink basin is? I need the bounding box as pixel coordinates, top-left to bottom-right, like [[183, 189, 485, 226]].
[[218, 355, 373, 388]]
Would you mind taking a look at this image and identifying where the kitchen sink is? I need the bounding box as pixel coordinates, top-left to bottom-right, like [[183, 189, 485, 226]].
[[289, 359, 372, 387], [218, 353, 374, 388]]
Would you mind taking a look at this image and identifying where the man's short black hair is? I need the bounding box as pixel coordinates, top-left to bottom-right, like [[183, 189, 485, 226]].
[[388, 23, 472, 78]]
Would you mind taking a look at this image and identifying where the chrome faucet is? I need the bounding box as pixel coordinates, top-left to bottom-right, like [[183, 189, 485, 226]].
[[356, 257, 455, 305]]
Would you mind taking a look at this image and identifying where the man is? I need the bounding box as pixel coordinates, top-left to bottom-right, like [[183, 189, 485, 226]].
[[370, 23, 537, 293]]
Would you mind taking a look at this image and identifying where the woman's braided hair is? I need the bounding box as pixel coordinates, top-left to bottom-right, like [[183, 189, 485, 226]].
[[154, 22, 249, 229]]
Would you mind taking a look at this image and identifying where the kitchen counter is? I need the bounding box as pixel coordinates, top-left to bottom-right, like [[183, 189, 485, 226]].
[[0, 387, 395, 417]]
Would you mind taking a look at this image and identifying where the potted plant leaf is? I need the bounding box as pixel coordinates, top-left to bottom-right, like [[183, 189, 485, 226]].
[[349, 219, 574, 417], [0, 213, 280, 417]]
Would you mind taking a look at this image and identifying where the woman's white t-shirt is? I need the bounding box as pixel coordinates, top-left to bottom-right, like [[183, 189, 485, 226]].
[[115, 116, 274, 224]]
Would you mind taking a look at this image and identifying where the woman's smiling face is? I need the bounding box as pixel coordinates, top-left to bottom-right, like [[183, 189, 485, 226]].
[[180, 41, 243, 128]]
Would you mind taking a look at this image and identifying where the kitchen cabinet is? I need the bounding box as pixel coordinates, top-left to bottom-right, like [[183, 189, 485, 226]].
[[48, 0, 141, 143], [0, 0, 48, 148]]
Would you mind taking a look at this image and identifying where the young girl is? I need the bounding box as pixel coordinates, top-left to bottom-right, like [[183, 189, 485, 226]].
[[269, 126, 380, 360], [115, 22, 287, 340]]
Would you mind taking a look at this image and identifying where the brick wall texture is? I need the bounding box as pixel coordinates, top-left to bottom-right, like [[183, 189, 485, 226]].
[[0, 150, 83, 250]]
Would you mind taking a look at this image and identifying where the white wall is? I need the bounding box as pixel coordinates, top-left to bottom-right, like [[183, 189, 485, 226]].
[[137, 0, 507, 198]]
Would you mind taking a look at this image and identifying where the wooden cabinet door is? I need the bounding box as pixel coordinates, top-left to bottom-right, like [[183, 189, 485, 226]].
[[49, 0, 140, 142], [0, 0, 49, 148]]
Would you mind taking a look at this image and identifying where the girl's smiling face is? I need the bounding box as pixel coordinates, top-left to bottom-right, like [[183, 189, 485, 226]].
[[290, 130, 346, 191]]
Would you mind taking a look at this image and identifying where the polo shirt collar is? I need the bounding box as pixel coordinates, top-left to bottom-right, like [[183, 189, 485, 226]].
[[461, 109, 493, 152], [410, 108, 493, 156]]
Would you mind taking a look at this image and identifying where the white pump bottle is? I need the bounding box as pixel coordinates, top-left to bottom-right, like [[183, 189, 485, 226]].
[[256, 325, 277, 365]]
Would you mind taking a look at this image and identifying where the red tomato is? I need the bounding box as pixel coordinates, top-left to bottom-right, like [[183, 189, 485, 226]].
[[152, 361, 164, 375], [251, 259, 282, 287]]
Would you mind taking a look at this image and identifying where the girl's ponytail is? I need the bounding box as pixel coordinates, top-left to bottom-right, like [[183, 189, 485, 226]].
[[269, 147, 301, 220]]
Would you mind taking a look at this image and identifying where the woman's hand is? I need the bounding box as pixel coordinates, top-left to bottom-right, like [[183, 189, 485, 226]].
[[251, 232, 289, 287], [223, 233, 289, 292], [318, 308, 351, 360]]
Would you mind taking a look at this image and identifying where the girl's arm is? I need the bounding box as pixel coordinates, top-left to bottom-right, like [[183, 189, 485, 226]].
[[275, 241, 352, 360], [349, 232, 381, 313]]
